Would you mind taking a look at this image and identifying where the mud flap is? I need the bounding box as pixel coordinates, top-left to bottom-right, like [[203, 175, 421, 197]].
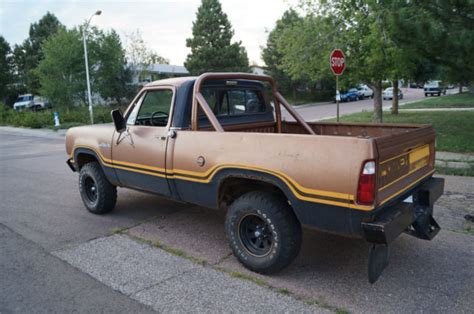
[[368, 244, 390, 284]]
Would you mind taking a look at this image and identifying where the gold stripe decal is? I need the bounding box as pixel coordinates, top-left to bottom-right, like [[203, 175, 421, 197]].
[[71, 145, 367, 209], [71, 145, 434, 212]]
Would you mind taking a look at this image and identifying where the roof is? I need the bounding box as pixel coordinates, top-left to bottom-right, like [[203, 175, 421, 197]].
[[145, 76, 197, 87], [146, 64, 189, 75]]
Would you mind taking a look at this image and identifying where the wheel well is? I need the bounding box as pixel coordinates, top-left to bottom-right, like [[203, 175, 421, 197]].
[[75, 153, 98, 170], [218, 177, 288, 210]]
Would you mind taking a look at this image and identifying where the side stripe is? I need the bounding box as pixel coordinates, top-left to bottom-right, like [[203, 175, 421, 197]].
[[71, 145, 433, 212]]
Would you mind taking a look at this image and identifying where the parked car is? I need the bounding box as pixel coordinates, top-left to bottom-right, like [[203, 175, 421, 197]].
[[382, 87, 403, 100], [424, 81, 447, 97], [338, 88, 359, 102], [66, 72, 444, 283], [13, 94, 51, 111], [357, 85, 374, 99], [409, 82, 424, 89]]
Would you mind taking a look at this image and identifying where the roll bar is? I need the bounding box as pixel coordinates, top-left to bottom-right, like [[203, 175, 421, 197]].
[[191, 72, 316, 135]]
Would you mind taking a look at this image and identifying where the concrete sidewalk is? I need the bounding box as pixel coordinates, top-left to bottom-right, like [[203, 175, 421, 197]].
[[436, 151, 474, 170], [54, 234, 326, 313]]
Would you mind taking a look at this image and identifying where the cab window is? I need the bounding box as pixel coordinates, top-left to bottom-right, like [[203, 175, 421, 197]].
[[128, 89, 173, 126], [201, 88, 266, 117]]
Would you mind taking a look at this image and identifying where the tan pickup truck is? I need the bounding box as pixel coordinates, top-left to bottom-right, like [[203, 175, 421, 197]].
[[66, 73, 444, 283]]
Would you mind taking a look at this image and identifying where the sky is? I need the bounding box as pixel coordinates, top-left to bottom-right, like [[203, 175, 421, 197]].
[[0, 0, 298, 66]]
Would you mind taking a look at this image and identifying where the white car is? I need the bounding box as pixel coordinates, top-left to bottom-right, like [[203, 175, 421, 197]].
[[382, 87, 403, 100], [357, 85, 374, 99], [13, 94, 51, 111]]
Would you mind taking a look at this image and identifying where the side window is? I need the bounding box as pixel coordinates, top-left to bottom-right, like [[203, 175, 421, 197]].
[[134, 89, 173, 126]]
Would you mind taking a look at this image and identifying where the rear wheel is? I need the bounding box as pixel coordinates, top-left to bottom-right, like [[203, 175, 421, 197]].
[[79, 162, 117, 214], [225, 191, 302, 274]]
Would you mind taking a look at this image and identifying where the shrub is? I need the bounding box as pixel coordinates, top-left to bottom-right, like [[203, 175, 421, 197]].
[[0, 104, 122, 129]]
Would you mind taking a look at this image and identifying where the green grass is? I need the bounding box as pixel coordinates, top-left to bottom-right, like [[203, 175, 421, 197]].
[[329, 110, 474, 153], [402, 92, 474, 109]]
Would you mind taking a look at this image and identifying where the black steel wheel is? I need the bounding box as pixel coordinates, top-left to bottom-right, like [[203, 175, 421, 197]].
[[79, 161, 117, 214], [83, 176, 98, 204], [225, 191, 302, 274], [239, 214, 274, 257]]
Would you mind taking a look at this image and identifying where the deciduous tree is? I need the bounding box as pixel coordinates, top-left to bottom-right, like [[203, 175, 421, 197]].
[[0, 36, 14, 102], [125, 30, 169, 79]]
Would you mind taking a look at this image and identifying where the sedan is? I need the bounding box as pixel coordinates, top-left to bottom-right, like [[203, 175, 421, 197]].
[[383, 87, 403, 100]]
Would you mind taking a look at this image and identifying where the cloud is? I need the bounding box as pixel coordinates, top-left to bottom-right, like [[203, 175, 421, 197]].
[[1, 0, 296, 65]]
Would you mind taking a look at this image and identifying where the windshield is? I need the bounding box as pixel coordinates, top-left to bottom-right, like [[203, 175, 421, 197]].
[[17, 95, 33, 102]]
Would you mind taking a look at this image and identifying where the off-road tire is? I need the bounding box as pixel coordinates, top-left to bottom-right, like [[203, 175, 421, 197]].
[[225, 191, 302, 274], [79, 162, 117, 214]]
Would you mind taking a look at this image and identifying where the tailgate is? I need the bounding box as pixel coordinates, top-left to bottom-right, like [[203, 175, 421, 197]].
[[375, 126, 436, 206]]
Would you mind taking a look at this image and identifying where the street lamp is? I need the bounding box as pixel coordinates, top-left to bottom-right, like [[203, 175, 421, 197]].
[[83, 10, 102, 124]]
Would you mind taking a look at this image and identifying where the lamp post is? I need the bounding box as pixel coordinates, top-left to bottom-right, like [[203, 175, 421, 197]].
[[83, 10, 101, 124]]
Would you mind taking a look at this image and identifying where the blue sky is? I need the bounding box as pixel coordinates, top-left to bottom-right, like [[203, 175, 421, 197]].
[[1, 0, 296, 65]]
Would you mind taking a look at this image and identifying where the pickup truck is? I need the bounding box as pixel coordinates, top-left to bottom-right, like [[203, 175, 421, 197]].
[[13, 94, 51, 111], [66, 73, 444, 283], [424, 81, 447, 97]]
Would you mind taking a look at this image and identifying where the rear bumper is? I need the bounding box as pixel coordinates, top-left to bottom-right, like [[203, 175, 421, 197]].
[[362, 177, 444, 244]]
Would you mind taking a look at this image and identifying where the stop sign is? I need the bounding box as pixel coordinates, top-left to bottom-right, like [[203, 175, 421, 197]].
[[330, 49, 345, 75]]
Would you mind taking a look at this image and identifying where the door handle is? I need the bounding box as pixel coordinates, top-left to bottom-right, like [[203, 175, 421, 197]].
[[158, 129, 177, 141]]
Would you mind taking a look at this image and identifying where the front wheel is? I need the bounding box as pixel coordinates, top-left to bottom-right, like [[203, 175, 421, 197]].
[[79, 162, 117, 214], [225, 191, 302, 274]]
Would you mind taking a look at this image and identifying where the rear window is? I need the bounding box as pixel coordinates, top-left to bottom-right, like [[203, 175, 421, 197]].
[[201, 88, 266, 117]]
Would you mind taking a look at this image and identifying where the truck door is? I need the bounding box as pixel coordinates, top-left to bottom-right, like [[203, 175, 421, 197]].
[[111, 87, 174, 196]]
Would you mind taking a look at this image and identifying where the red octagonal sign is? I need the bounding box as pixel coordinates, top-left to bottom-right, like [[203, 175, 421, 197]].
[[330, 49, 345, 76]]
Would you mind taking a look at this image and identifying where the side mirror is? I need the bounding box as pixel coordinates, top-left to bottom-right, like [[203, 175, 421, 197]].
[[111, 109, 126, 133]]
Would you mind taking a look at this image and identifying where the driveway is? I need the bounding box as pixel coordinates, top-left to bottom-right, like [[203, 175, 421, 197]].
[[1, 127, 472, 313]]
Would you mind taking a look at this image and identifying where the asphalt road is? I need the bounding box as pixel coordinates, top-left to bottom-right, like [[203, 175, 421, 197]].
[[1, 127, 473, 313], [284, 87, 458, 121]]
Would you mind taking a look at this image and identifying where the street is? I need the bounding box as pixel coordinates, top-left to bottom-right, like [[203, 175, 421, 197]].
[[285, 87, 457, 121], [1, 127, 473, 313]]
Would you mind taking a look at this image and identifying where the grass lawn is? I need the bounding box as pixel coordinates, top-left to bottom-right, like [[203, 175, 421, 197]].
[[330, 110, 474, 153], [402, 92, 474, 109]]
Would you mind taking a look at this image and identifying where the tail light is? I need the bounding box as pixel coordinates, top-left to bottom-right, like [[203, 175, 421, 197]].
[[357, 160, 376, 205]]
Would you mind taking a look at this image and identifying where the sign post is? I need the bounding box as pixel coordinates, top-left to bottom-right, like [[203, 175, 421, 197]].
[[330, 49, 346, 122]]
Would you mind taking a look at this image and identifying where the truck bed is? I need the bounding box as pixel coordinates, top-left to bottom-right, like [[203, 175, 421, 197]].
[[207, 120, 436, 208]]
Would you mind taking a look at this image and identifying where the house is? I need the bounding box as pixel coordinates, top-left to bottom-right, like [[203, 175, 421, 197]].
[[250, 65, 267, 76], [132, 64, 189, 85]]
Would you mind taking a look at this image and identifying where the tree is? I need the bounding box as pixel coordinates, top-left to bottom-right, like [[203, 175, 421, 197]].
[[94, 30, 133, 105], [0, 36, 13, 102], [262, 9, 305, 98], [185, 0, 249, 74], [36, 28, 85, 108], [14, 12, 64, 94], [391, 0, 474, 91], [37, 25, 134, 108], [125, 30, 169, 79]]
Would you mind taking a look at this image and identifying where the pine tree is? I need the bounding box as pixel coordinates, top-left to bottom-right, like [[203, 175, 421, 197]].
[[185, 0, 249, 75]]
